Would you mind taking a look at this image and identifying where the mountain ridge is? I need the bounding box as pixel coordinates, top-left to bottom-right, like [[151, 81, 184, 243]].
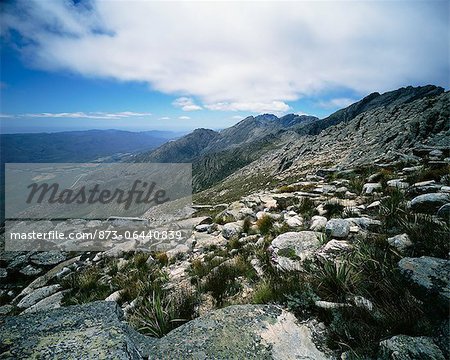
[[136, 85, 447, 193]]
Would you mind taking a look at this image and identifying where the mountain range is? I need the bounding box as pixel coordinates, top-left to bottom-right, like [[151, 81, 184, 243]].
[[136, 85, 448, 200], [0, 129, 182, 163]]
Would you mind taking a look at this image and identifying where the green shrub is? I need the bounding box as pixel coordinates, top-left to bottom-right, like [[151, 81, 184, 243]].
[[348, 177, 365, 194], [154, 252, 169, 266], [405, 165, 450, 185]]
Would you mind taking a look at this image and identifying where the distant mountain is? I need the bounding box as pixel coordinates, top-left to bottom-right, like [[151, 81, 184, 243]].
[[135, 128, 220, 163], [136, 113, 318, 190], [136, 85, 447, 194], [1, 129, 179, 163]]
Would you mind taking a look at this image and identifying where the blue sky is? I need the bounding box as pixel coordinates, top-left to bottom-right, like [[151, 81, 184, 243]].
[[0, 0, 448, 134]]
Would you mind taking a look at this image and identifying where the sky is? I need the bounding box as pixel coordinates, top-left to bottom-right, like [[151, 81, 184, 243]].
[[0, 0, 448, 134]]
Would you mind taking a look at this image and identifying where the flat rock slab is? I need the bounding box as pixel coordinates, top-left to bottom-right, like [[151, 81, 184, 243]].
[[378, 335, 445, 360], [0, 301, 152, 359], [149, 304, 332, 360], [30, 251, 68, 266], [399, 256, 450, 308]]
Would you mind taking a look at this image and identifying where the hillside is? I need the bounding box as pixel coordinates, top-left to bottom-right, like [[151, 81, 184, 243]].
[[1, 85, 449, 359]]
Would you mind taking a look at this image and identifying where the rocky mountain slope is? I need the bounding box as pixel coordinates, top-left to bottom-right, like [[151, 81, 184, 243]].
[[1, 85, 449, 359], [196, 86, 448, 204], [136, 114, 318, 191]]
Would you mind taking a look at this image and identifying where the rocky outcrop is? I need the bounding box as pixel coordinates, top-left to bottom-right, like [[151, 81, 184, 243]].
[[0, 302, 332, 360], [398, 256, 450, 309], [269, 231, 323, 271], [0, 301, 152, 359], [378, 335, 445, 360], [148, 305, 333, 360], [408, 193, 450, 214]]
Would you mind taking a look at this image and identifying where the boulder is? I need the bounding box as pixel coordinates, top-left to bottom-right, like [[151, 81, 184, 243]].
[[22, 290, 66, 314], [362, 182, 382, 194], [386, 179, 409, 189], [316, 240, 353, 261], [325, 219, 350, 239], [408, 193, 450, 214], [387, 233, 412, 253], [0, 301, 152, 359], [19, 265, 43, 277], [378, 335, 445, 360], [221, 221, 243, 239], [16, 284, 62, 309], [270, 231, 323, 271], [285, 215, 304, 228], [148, 305, 333, 359], [345, 217, 381, 232], [398, 256, 450, 308]]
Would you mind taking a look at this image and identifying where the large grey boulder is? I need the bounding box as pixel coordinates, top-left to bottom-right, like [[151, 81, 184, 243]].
[[398, 256, 450, 308], [148, 305, 333, 360], [221, 221, 243, 239], [270, 231, 323, 271], [0, 301, 153, 359], [408, 193, 450, 214], [325, 219, 350, 239], [378, 335, 445, 360]]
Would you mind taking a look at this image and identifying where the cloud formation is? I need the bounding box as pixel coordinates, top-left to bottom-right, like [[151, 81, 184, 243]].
[[172, 97, 202, 111], [2, 1, 448, 113], [3, 111, 151, 119], [178, 116, 191, 120]]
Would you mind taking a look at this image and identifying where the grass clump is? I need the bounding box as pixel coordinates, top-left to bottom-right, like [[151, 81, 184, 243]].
[[323, 201, 345, 219], [61, 266, 111, 305], [256, 214, 275, 235], [405, 165, 450, 185], [296, 197, 317, 220], [129, 287, 198, 338], [202, 256, 255, 306]]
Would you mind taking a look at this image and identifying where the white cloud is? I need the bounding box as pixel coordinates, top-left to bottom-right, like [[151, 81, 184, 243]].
[[316, 98, 357, 109], [0, 113, 12, 118], [159, 116, 170, 120], [172, 97, 202, 111], [178, 116, 191, 120], [231, 115, 244, 120], [16, 111, 151, 119], [2, 1, 448, 113], [205, 101, 290, 114]]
